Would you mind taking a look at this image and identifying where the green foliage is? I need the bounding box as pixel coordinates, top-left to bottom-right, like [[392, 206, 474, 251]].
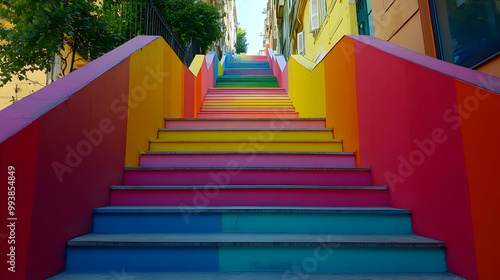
[[155, 0, 224, 52], [236, 27, 248, 54], [0, 0, 123, 85]]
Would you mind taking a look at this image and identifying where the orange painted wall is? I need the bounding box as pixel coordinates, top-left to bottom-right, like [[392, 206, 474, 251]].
[[163, 43, 185, 118], [454, 81, 500, 279], [125, 38, 166, 167], [323, 37, 360, 166], [476, 56, 500, 78]]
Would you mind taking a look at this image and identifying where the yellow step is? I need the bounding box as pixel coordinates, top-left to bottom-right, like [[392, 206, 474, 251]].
[[157, 129, 333, 141], [149, 139, 343, 152]]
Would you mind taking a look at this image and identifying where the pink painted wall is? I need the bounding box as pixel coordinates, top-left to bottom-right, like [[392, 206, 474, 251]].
[[353, 38, 477, 279], [320, 35, 500, 279]]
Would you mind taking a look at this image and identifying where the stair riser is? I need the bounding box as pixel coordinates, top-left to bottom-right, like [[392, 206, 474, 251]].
[[139, 154, 355, 168], [200, 107, 296, 112], [206, 88, 286, 93], [65, 246, 446, 273], [202, 104, 294, 108], [164, 120, 326, 129], [197, 112, 299, 118], [93, 213, 412, 234], [157, 131, 333, 141], [124, 170, 370, 186], [149, 141, 343, 152], [111, 189, 388, 207]]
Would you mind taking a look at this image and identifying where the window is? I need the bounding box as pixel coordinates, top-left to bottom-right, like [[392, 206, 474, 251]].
[[321, 0, 328, 22], [310, 0, 320, 31], [430, 0, 500, 68]]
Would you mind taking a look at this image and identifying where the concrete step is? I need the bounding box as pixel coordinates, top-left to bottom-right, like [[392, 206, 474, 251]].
[[92, 206, 412, 234], [64, 233, 446, 273], [123, 166, 370, 186], [48, 272, 466, 280], [199, 107, 296, 112], [163, 118, 326, 129], [139, 152, 355, 168], [156, 129, 334, 141], [110, 185, 389, 207], [149, 139, 343, 152], [197, 112, 299, 118]]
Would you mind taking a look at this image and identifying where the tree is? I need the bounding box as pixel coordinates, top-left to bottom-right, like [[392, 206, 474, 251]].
[[156, 0, 224, 52], [236, 27, 248, 54], [0, 0, 123, 85]]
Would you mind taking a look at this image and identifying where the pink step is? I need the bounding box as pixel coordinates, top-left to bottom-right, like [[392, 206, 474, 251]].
[[197, 112, 299, 118], [200, 107, 296, 112], [111, 186, 389, 207], [139, 152, 355, 168], [164, 118, 325, 129], [123, 167, 372, 186]]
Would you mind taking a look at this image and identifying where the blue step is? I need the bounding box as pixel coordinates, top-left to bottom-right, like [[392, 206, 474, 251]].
[[93, 206, 412, 234], [64, 233, 447, 273], [48, 272, 466, 280]]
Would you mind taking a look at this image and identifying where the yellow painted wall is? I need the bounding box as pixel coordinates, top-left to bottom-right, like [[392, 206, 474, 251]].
[[163, 43, 185, 118], [125, 38, 166, 167], [302, 0, 358, 63], [287, 55, 326, 118]]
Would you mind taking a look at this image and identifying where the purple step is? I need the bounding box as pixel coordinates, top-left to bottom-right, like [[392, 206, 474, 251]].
[[164, 118, 325, 129], [123, 167, 372, 186], [111, 185, 389, 207], [139, 152, 355, 168]]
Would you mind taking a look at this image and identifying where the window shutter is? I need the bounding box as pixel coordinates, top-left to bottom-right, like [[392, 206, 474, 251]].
[[310, 0, 320, 31], [297, 31, 305, 56], [321, 0, 328, 22]]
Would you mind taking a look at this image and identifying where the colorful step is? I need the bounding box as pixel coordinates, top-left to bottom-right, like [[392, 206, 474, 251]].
[[110, 185, 389, 207], [64, 233, 446, 273], [92, 206, 412, 234], [156, 129, 333, 141], [48, 272, 466, 280], [139, 152, 355, 168], [163, 118, 326, 129], [123, 167, 371, 186]]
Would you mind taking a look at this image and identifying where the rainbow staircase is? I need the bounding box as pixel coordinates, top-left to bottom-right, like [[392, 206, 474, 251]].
[[50, 55, 463, 279]]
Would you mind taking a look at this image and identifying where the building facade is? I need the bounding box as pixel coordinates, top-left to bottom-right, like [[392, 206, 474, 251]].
[[204, 0, 238, 57], [267, 0, 500, 77]]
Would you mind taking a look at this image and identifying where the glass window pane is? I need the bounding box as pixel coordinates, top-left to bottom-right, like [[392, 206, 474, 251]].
[[431, 0, 500, 67]]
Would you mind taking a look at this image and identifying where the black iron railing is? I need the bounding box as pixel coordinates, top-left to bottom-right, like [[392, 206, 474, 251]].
[[107, 0, 201, 66]]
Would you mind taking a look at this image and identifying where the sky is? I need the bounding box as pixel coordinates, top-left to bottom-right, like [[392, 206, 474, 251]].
[[235, 0, 268, 55]]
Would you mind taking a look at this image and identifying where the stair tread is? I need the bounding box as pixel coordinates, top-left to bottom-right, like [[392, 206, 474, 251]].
[[111, 185, 387, 190], [68, 233, 444, 247], [141, 151, 352, 155], [149, 139, 342, 143], [125, 167, 369, 171], [158, 128, 331, 131], [165, 118, 324, 120], [48, 272, 465, 280], [93, 206, 409, 214]]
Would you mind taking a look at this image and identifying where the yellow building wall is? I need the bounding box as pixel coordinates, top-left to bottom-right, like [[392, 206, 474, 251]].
[[0, 18, 48, 110], [302, 0, 358, 63]]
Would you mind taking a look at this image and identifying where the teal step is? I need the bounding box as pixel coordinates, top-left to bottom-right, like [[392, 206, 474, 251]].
[[48, 272, 466, 280], [64, 233, 447, 273], [93, 206, 412, 234]]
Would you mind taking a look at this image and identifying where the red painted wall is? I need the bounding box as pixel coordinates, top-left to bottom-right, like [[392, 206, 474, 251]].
[[0, 121, 39, 280], [184, 67, 196, 118], [25, 61, 129, 279], [353, 39, 477, 279], [0, 36, 161, 279]]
